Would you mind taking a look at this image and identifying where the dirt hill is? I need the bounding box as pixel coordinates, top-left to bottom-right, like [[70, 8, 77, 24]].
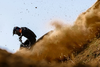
[[0, 38, 100, 67], [1, 0, 100, 67]]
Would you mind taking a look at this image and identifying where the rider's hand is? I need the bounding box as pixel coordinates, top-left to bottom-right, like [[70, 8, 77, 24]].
[[19, 39, 22, 42]]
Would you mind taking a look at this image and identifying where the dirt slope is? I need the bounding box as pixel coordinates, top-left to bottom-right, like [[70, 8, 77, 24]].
[[0, 38, 100, 66], [67, 38, 100, 67], [0, 48, 92, 67]]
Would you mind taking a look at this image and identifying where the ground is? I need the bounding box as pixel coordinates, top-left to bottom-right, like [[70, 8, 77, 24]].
[[0, 38, 100, 67]]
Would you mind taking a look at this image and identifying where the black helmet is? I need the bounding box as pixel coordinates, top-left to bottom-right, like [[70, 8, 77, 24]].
[[13, 26, 21, 36]]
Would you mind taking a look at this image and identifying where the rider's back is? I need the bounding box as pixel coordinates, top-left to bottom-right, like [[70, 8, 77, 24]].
[[21, 27, 37, 44]]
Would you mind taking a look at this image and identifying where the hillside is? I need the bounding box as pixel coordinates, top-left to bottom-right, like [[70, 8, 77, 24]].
[[68, 38, 100, 67], [0, 38, 100, 67], [0, 0, 100, 67]]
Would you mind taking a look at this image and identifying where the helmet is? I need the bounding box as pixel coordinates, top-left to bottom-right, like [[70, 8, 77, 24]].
[[13, 26, 21, 36]]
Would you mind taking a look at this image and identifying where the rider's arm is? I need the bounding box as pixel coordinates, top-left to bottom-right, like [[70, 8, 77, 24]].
[[19, 34, 22, 43]]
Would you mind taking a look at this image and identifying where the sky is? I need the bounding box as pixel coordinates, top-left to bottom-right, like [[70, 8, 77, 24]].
[[0, 0, 96, 53]]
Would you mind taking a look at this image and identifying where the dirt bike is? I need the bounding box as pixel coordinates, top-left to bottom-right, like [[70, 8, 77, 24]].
[[19, 39, 31, 49]]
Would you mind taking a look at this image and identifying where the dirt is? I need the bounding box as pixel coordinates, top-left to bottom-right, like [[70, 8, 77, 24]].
[[1, 38, 99, 67]]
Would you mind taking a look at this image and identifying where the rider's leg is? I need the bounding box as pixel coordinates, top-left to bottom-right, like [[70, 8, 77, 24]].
[[30, 38, 36, 47]]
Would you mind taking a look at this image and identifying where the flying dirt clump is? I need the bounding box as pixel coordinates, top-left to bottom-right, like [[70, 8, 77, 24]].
[[16, 0, 100, 62]]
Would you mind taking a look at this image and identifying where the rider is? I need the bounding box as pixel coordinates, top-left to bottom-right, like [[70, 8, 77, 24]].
[[13, 26, 37, 48]]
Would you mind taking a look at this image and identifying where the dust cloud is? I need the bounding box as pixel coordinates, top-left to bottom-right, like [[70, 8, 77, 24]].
[[16, 0, 100, 62]]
